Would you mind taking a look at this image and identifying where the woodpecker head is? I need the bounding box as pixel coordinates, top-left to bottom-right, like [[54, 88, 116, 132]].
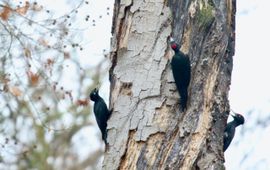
[[170, 37, 180, 52], [231, 113, 245, 125], [90, 88, 99, 101]]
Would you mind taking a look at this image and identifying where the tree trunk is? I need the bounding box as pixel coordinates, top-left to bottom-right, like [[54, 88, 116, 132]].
[[105, 0, 235, 169]]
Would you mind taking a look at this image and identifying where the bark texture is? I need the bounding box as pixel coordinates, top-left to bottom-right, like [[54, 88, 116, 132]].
[[105, 0, 235, 169]]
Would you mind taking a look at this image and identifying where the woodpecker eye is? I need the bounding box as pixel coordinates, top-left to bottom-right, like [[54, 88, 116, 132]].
[[171, 43, 177, 50]]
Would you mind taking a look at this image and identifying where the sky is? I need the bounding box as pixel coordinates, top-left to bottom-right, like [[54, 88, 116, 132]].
[[226, 0, 270, 169]]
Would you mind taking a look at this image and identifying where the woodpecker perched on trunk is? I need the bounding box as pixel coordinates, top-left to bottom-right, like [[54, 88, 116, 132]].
[[170, 37, 191, 111], [223, 112, 245, 152], [90, 88, 112, 145]]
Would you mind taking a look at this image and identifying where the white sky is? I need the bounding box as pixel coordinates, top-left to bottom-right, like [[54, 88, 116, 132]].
[[227, 0, 270, 169]]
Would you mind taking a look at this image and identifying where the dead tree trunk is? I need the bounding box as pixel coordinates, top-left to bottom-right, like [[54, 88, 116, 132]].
[[105, 0, 235, 169]]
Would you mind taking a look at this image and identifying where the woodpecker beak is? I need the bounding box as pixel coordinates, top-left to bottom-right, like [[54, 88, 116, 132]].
[[170, 37, 175, 43], [230, 109, 237, 117], [93, 87, 99, 94], [230, 114, 237, 119]]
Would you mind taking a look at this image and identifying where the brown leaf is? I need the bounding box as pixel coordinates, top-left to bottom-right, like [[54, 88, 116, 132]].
[[46, 58, 54, 66], [0, 6, 11, 21], [9, 86, 22, 97], [15, 1, 30, 15], [76, 99, 89, 106], [27, 71, 39, 86]]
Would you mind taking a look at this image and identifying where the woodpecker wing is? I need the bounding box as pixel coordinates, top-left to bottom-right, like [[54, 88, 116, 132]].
[[171, 52, 191, 110], [223, 121, 236, 151], [93, 98, 110, 143], [94, 99, 109, 127], [171, 52, 191, 87]]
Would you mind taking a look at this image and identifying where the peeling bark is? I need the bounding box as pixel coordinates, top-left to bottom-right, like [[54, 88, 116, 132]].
[[105, 0, 235, 169]]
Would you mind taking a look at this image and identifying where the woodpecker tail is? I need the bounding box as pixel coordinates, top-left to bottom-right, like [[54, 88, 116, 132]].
[[103, 130, 109, 151], [180, 88, 188, 112], [102, 130, 108, 145]]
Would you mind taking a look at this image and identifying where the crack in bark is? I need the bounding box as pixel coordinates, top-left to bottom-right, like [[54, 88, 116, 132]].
[[119, 130, 142, 170], [181, 43, 224, 169]]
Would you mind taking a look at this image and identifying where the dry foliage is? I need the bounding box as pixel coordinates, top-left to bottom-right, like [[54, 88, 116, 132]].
[[27, 71, 40, 86], [0, 6, 11, 21], [9, 86, 22, 96], [15, 1, 30, 15]]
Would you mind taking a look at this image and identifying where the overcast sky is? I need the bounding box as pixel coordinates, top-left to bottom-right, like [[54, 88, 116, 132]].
[[227, 0, 270, 169]]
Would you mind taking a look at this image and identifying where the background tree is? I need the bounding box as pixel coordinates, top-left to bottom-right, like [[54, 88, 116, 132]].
[[0, 0, 112, 169], [105, 0, 235, 169]]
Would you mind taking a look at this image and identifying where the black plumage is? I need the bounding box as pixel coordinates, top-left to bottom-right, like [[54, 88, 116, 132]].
[[223, 113, 245, 151], [90, 88, 112, 145], [170, 38, 191, 111]]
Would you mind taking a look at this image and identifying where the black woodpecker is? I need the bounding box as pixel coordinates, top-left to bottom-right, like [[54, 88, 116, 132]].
[[170, 37, 191, 111], [90, 88, 112, 145], [223, 112, 245, 152]]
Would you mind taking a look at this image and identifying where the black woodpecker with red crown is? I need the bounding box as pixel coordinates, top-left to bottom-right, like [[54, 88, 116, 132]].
[[223, 111, 245, 151], [169, 37, 191, 112]]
